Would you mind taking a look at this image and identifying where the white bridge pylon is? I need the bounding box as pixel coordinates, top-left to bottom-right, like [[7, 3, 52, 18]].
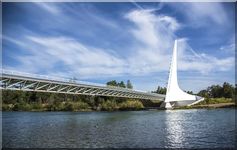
[[161, 40, 204, 109]]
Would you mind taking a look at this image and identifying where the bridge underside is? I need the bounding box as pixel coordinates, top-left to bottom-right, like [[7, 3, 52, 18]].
[[0, 73, 165, 101]]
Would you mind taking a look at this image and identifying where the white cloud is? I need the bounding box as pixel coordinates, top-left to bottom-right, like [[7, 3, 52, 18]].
[[219, 36, 235, 54], [24, 36, 127, 77], [177, 39, 234, 74], [158, 15, 181, 31], [171, 3, 228, 27], [125, 9, 234, 75], [34, 2, 61, 15], [3, 8, 234, 88]]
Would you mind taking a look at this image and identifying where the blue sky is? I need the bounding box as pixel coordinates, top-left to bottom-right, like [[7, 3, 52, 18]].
[[2, 2, 235, 93]]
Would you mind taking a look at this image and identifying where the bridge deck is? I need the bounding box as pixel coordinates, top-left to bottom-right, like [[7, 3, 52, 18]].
[[0, 71, 165, 101]]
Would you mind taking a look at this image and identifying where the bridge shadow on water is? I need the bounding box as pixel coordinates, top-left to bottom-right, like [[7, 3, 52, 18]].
[[140, 99, 163, 110]]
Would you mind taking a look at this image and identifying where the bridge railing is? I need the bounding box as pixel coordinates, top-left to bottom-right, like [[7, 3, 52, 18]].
[[1, 69, 107, 87], [1, 69, 154, 94]]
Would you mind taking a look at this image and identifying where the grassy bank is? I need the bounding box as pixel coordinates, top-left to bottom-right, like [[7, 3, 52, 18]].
[[196, 98, 234, 105], [175, 98, 235, 109]]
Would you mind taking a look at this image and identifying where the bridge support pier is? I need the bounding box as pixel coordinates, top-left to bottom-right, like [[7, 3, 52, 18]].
[[160, 102, 172, 109]]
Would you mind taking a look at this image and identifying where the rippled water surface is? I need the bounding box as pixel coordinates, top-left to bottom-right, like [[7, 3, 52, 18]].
[[2, 108, 236, 148]]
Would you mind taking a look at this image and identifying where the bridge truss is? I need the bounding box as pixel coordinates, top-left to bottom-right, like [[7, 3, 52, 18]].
[[0, 70, 165, 101]]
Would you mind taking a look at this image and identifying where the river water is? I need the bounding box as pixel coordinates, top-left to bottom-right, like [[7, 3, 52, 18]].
[[2, 108, 236, 148]]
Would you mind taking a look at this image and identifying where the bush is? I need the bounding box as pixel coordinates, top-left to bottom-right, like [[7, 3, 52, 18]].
[[13, 102, 31, 111], [63, 101, 90, 111], [196, 98, 234, 105], [2, 104, 14, 111], [101, 100, 118, 111], [63, 102, 74, 111], [31, 103, 43, 110], [119, 100, 144, 110], [74, 101, 90, 110]]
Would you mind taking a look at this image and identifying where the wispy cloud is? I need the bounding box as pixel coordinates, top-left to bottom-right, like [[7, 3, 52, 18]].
[[171, 3, 228, 27], [177, 39, 234, 73], [34, 2, 61, 15], [3, 3, 235, 91], [125, 9, 234, 75], [219, 36, 235, 54]]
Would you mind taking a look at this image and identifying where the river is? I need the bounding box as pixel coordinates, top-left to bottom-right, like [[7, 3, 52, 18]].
[[2, 108, 236, 148]]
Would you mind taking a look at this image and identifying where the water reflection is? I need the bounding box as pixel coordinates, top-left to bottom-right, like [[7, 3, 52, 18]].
[[164, 110, 185, 148], [2, 109, 235, 148]]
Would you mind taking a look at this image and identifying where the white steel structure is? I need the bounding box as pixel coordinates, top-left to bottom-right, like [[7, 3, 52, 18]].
[[161, 40, 204, 109], [0, 70, 165, 101]]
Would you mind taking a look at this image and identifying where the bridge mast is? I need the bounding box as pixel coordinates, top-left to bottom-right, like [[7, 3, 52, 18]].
[[161, 40, 204, 109]]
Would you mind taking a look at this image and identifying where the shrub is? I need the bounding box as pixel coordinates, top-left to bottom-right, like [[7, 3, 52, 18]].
[[31, 103, 43, 110], [63, 101, 90, 111], [63, 102, 74, 111], [196, 98, 234, 105], [13, 102, 31, 111], [2, 104, 14, 111], [101, 100, 118, 111], [119, 99, 144, 110]]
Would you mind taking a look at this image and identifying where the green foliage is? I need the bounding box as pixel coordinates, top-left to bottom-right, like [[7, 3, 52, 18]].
[[3, 81, 234, 111], [153, 86, 167, 94], [107, 80, 133, 89], [99, 99, 144, 111], [198, 82, 235, 100], [31, 103, 44, 110], [2, 104, 14, 111], [2, 90, 144, 111], [186, 91, 193, 94], [118, 99, 144, 110], [126, 80, 133, 89], [118, 81, 126, 88], [196, 98, 234, 105], [106, 80, 117, 86], [154, 82, 235, 100], [101, 100, 118, 111], [13, 102, 31, 111], [63, 102, 74, 111]]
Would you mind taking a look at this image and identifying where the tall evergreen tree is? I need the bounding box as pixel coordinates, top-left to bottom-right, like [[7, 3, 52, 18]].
[[126, 80, 133, 89], [118, 81, 126, 88]]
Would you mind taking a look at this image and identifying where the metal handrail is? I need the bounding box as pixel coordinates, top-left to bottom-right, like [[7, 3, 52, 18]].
[[1, 69, 106, 87], [1, 69, 160, 95]]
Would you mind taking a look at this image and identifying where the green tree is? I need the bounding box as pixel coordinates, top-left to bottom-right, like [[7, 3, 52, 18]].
[[222, 82, 234, 98], [198, 82, 235, 99], [106, 80, 117, 86], [210, 85, 222, 98], [126, 80, 133, 89], [198, 89, 208, 97], [118, 81, 126, 88], [154, 86, 166, 94]]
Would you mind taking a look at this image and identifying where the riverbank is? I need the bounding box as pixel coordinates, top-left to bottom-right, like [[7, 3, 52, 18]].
[[2, 89, 235, 111], [2, 99, 147, 112], [175, 98, 235, 109], [2, 90, 152, 111], [175, 102, 235, 109]]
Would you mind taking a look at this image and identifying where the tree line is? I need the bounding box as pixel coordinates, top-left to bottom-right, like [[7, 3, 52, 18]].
[[2, 80, 235, 111], [197, 82, 236, 99], [153, 82, 236, 100], [106, 80, 133, 89], [2, 91, 144, 111], [2, 79, 141, 111]]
